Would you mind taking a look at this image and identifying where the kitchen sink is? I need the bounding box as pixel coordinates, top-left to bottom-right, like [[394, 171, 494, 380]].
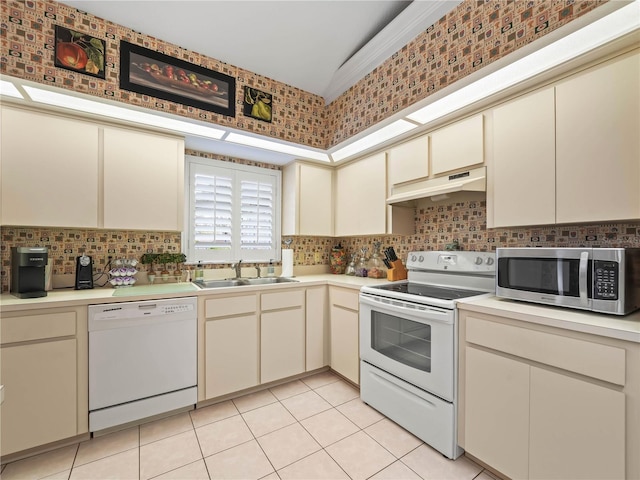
[[193, 277, 298, 289]]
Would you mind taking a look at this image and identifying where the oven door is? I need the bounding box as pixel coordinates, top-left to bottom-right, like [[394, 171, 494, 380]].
[[359, 293, 455, 402]]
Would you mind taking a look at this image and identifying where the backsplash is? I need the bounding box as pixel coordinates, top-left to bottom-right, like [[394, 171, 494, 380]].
[[3, 197, 639, 292]]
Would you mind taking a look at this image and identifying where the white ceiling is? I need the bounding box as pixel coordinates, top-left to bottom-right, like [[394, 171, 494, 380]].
[[62, 0, 462, 103]]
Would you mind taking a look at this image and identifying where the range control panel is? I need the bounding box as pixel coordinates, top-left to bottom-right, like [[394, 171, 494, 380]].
[[593, 260, 619, 300], [406, 251, 496, 274]]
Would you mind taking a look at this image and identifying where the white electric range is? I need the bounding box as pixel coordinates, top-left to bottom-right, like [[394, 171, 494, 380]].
[[359, 250, 495, 459]]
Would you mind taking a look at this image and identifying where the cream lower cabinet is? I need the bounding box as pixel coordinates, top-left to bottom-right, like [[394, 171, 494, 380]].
[[460, 311, 627, 479], [261, 290, 305, 383], [329, 287, 360, 385], [204, 294, 259, 399], [528, 366, 625, 480], [306, 286, 329, 371], [465, 347, 530, 480], [0, 307, 88, 457]]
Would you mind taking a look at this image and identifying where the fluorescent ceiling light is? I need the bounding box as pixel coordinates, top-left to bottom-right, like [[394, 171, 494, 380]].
[[0, 79, 23, 98], [331, 119, 417, 162], [225, 132, 330, 162], [22, 85, 225, 139], [407, 1, 640, 125]]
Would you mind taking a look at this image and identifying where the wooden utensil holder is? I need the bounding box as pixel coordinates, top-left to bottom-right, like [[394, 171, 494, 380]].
[[387, 260, 407, 281]]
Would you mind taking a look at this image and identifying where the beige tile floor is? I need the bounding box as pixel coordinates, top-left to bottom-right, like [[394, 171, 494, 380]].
[[1, 372, 498, 480]]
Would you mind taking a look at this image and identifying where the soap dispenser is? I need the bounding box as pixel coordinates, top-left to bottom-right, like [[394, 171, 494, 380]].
[[195, 261, 204, 281], [267, 259, 275, 277]]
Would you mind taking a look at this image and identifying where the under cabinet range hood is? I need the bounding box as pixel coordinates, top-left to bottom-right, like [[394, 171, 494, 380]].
[[387, 166, 486, 205]]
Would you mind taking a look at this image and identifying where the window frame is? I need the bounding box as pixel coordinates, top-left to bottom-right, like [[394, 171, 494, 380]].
[[184, 155, 282, 264]]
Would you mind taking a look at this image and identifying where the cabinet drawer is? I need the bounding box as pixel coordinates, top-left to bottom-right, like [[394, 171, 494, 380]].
[[466, 316, 625, 385], [330, 288, 359, 311], [261, 289, 304, 311], [205, 294, 258, 318], [1, 311, 77, 345]]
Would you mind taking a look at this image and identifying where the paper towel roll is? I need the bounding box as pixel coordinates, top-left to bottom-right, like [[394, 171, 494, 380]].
[[281, 249, 294, 277]]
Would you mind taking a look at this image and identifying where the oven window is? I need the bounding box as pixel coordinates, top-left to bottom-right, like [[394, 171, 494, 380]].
[[370, 311, 431, 372]]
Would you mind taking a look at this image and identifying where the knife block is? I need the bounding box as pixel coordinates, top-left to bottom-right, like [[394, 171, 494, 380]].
[[387, 260, 407, 281]]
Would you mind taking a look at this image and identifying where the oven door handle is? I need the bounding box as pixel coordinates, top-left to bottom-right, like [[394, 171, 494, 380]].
[[359, 295, 453, 324]]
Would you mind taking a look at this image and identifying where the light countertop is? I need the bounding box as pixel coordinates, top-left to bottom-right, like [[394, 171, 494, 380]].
[[458, 296, 640, 343], [5, 277, 637, 344], [0, 274, 388, 312]]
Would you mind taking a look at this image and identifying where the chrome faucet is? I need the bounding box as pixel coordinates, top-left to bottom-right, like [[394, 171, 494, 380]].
[[255, 265, 261, 278], [231, 259, 243, 279]]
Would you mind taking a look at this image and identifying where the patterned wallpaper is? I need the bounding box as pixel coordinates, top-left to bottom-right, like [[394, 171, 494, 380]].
[[325, 0, 606, 146], [0, 0, 626, 292], [3, 198, 639, 292], [1, 0, 606, 149], [1, 0, 327, 148]]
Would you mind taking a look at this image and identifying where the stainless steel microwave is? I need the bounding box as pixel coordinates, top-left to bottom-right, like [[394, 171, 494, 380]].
[[496, 247, 640, 315]]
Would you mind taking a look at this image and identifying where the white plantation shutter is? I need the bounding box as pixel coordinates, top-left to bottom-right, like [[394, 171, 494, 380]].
[[186, 157, 281, 263], [240, 177, 274, 251], [193, 170, 233, 251]]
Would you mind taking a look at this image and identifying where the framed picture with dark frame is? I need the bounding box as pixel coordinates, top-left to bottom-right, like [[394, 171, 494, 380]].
[[119, 41, 235, 117], [243, 86, 273, 123], [54, 25, 106, 79]]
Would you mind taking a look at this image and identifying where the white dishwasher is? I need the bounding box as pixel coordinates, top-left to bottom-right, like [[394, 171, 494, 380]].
[[88, 297, 197, 432]]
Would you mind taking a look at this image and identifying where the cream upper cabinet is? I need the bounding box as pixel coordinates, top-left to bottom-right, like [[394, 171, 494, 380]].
[[0, 107, 185, 231], [282, 162, 333, 236], [1, 107, 99, 228], [103, 127, 184, 231], [387, 135, 429, 186], [385, 137, 426, 236], [555, 50, 640, 224], [431, 114, 484, 175], [334, 152, 386, 236], [490, 88, 556, 227]]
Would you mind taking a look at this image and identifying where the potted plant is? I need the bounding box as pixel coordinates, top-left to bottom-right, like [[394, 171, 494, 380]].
[[172, 253, 187, 279], [157, 252, 173, 280], [140, 253, 159, 283]]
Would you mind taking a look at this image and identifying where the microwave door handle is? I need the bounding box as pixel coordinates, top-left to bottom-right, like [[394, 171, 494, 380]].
[[579, 251, 589, 303]]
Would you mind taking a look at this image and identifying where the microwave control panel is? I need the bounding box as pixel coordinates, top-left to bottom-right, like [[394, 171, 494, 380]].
[[593, 261, 619, 300]]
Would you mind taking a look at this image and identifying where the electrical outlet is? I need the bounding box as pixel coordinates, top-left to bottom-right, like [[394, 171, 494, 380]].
[[298, 252, 305, 263], [314, 252, 321, 263]]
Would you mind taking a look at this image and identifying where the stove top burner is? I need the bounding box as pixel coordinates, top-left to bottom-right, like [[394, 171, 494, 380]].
[[372, 282, 488, 300]]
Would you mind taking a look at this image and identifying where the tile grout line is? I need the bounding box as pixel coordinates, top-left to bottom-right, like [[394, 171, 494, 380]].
[[187, 405, 212, 479], [235, 400, 280, 477], [284, 400, 355, 480]]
